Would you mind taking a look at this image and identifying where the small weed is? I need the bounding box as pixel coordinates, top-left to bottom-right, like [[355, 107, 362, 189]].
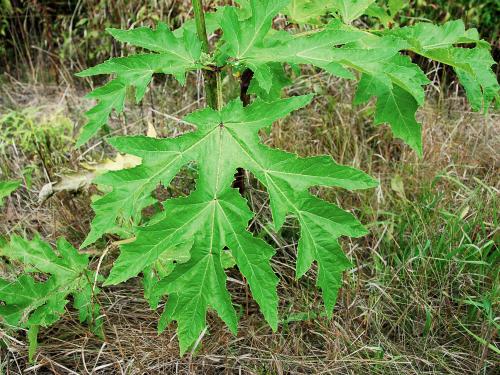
[[0, 107, 73, 173]]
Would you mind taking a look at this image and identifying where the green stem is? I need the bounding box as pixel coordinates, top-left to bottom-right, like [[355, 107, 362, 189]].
[[192, 0, 217, 109], [216, 71, 223, 110]]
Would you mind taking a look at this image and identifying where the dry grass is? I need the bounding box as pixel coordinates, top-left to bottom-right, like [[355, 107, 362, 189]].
[[0, 71, 499, 374]]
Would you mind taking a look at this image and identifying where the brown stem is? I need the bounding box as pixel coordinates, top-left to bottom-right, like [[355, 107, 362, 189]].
[[240, 69, 254, 106]]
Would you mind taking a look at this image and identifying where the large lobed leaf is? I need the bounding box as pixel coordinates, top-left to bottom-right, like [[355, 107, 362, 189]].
[[88, 96, 376, 353], [385, 20, 499, 113], [75, 22, 203, 146]]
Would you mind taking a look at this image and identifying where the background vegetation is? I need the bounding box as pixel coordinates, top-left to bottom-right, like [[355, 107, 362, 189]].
[[0, 1, 498, 374], [1, 0, 498, 82]]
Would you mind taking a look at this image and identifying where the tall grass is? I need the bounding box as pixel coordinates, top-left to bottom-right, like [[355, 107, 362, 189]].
[[1, 1, 498, 82]]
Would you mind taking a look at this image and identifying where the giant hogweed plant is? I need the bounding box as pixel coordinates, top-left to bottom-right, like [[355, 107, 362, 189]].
[[1, 0, 498, 357]]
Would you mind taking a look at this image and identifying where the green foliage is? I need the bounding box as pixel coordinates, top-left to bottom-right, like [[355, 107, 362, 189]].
[[0, 180, 21, 207], [405, 1, 499, 43], [330, 0, 376, 24], [75, 22, 203, 146], [216, 3, 497, 156], [94, 96, 375, 352], [285, 0, 332, 24], [0, 236, 101, 361], [365, 0, 408, 25], [0, 108, 73, 168], [285, 0, 395, 25], [72, 0, 499, 355], [385, 21, 498, 112]]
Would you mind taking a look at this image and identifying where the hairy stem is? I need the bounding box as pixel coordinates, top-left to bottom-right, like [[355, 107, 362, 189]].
[[216, 71, 224, 110], [192, 0, 217, 109]]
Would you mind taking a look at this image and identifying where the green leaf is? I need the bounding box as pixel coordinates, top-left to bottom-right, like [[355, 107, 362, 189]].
[[0, 236, 101, 359], [365, 4, 392, 26], [0, 179, 21, 207], [285, 0, 380, 24], [75, 23, 203, 146], [106, 23, 201, 58], [387, 20, 499, 112], [144, 241, 193, 309], [219, 0, 290, 60], [235, 22, 430, 154], [95, 96, 376, 352], [453, 48, 499, 112], [243, 27, 367, 80], [285, 0, 332, 24], [248, 62, 292, 99], [143, 259, 176, 310], [303, 237, 351, 315], [222, 20, 405, 92], [389, 20, 482, 51], [0, 275, 54, 327], [217, 3, 497, 153], [354, 54, 430, 156], [359, 76, 422, 153], [329, 0, 375, 24], [220, 249, 237, 269], [4, 236, 88, 283], [388, 0, 406, 16]]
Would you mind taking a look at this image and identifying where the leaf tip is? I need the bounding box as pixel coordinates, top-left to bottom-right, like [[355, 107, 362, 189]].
[[324, 308, 333, 320], [74, 136, 87, 148], [368, 176, 380, 188], [269, 319, 278, 332], [105, 27, 120, 37], [79, 238, 93, 250], [102, 274, 120, 287]]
